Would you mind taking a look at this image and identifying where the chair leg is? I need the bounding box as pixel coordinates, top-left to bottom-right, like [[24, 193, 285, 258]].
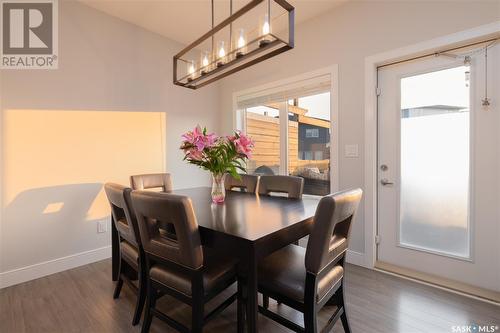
[[263, 294, 269, 309], [237, 279, 245, 333], [304, 293, 317, 333], [113, 277, 123, 299], [141, 286, 157, 333], [132, 264, 147, 326], [113, 257, 123, 299], [191, 298, 204, 333], [304, 307, 317, 333], [340, 312, 351, 333], [339, 286, 351, 333]]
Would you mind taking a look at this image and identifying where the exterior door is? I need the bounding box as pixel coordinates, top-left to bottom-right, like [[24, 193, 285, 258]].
[[377, 43, 500, 298]]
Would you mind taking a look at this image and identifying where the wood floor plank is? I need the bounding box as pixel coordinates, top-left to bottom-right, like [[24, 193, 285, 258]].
[[1, 260, 498, 333]]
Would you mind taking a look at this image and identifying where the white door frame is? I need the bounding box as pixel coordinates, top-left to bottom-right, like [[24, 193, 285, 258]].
[[232, 65, 340, 194], [363, 22, 500, 269]]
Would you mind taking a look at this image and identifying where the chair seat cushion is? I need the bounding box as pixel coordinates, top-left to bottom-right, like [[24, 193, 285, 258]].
[[258, 245, 344, 302], [149, 248, 236, 297], [120, 240, 139, 269]]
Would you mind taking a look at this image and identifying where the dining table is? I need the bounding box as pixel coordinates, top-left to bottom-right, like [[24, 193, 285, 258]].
[[111, 186, 321, 333]]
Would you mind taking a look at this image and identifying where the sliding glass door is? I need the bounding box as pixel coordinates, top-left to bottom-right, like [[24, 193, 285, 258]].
[[288, 93, 331, 196], [242, 91, 332, 196]]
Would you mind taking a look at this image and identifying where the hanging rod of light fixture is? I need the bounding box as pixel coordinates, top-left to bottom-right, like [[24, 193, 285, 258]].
[[173, 0, 295, 89]]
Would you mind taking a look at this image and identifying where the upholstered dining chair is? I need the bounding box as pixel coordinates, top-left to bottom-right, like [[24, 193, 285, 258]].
[[259, 175, 304, 251], [130, 173, 173, 192], [224, 174, 259, 193], [104, 183, 146, 326], [258, 188, 363, 333], [130, 191, 238, 333], [258, 175, 304, 199], [130, 173, 177, 239]]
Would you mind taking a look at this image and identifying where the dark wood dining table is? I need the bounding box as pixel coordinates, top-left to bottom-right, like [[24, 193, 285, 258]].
[[112, 187, 321, 333]]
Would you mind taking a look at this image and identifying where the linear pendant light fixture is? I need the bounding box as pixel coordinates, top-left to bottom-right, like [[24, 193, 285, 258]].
[[173, 0, 295, 89]]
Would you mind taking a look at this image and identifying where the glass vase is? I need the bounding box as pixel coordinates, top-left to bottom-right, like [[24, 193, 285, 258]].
[[211, 173, 226, 204]]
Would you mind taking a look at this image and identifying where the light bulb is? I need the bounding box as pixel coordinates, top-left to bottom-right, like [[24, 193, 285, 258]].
[[187, 60, 195, 82], [263, 21, 270, 35], [216, 41, 226, 67], [218, 45, 226, 58], [237, 29, 246, 49], [202, 55, 209, 67], [200, 51, 211, 74], [262, 14, 270, 35], [235, 29, 247, 58], [259, 14, 272, 47], [238, 35, 245, 49]]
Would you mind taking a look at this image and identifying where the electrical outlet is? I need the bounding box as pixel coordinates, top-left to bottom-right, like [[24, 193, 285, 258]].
[[97, 219, 108, 233]]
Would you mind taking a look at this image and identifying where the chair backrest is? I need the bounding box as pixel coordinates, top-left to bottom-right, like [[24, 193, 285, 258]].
[[104, 183, 141, 246], [224, 174, 259, 193], [131, 191, 203, 269], [258, 175, 304, 199], [305, 188, 363, 274], [130, 173, 173, 192]]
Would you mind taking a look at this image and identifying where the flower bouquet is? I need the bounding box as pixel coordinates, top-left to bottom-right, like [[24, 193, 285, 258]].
[[180, 125, 254, 203]]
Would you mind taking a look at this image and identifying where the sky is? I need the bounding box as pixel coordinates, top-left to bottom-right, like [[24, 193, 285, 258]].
[[246, 91, 331, 120], [246, 65, 469, 118], [401, 66, 470, 110]]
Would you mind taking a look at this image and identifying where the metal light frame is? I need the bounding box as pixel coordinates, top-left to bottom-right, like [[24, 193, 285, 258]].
[[173, 0, 294, 89]]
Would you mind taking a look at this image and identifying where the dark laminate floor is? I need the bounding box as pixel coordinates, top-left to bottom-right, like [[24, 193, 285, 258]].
[[1, 259, 499, 333]]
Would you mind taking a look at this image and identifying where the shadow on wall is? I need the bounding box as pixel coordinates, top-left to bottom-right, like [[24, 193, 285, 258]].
[[1, 109, 167, 272], [1, 183, 106, 271]]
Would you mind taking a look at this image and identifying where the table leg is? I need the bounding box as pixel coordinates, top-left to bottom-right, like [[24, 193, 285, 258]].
[[111, 216, 119, 281], [246, 246, 258, 333]]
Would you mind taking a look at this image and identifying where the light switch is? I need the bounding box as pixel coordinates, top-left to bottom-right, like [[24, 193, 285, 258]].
[[345, 144, 359, 158]]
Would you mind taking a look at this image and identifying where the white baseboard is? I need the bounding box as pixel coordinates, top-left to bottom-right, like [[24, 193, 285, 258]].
[[0, 245, 111, 289], [346, 250, 366, 267]]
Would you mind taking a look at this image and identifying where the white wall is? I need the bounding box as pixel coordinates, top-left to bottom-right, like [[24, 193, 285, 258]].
[[0, 1, 220, 286], [1, 0, 498, 287], [219, 0, 500, 255]]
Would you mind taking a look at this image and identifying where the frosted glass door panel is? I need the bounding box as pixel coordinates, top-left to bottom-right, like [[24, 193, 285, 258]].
[[399, 66, 470, 258]]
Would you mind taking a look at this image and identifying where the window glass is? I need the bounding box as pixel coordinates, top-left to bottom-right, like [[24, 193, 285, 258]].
[[245, 105, 280, 175], [289, 92, 331, 196]]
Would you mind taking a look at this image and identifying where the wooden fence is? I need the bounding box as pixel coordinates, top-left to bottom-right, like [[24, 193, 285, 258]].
[[246, 112, 328, 174]]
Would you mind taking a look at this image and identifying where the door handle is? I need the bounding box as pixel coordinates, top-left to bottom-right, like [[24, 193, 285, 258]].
[[380, 178, 394, 186]]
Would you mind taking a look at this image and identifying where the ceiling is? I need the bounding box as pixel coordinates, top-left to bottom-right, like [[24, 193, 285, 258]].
[[80, 0, 348, 45]]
